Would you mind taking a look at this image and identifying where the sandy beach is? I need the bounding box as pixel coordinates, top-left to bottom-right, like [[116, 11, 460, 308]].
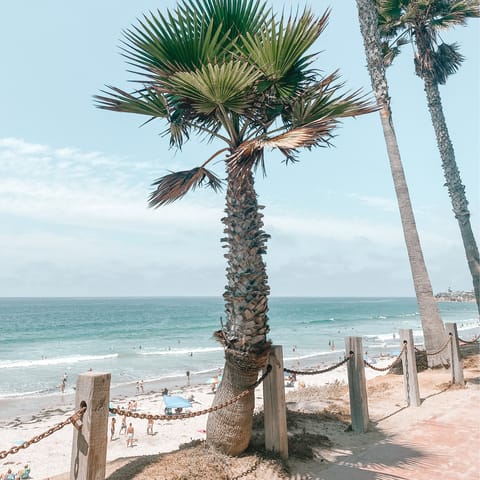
[[1, 352, 479, 479]]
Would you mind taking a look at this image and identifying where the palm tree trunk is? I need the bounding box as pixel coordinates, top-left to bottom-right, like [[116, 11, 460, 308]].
[[206, 168, 271, 455], [420, 70, 480, 315], [205, 349, 264, 455], [355, 0, 446, 365]]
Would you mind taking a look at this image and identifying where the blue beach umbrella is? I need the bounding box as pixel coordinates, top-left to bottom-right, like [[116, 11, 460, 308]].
[[163, 395, 192, 409]]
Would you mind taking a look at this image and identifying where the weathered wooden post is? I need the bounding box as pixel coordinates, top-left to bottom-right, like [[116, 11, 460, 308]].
[[399, 329, 421, 407], [71, 372, 111, 480], [263, 345, 288, 460], [445, 323, 464, 386], [345, 337, 369, 433]]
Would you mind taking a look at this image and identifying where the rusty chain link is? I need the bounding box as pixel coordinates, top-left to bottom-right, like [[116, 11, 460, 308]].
[[228, 457, 260, 480], [283, 352, 353, 376], [0, 407, 86, 460], [425, 335, 452, 356], [363, 344, 406, 372], [110, 365, 272, 421], [458, 333, 480, 344]]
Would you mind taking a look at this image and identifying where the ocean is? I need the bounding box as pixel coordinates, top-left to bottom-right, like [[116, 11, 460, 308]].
[[0, 297, 478, 412]]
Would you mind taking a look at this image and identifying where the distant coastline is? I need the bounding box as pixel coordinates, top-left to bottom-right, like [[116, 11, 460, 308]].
[[435, 289, 475, 303]]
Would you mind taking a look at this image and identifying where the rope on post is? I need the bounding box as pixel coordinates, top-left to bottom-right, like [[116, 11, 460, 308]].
[[283, 353, 353, 376], [0, 407, 86, 460], [110, 365, 272, 421]]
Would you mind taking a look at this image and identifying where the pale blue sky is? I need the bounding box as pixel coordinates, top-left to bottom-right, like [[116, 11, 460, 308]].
[[0, 1, 478, 297]]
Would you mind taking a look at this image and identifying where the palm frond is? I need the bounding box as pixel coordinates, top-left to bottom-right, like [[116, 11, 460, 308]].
[[179, 0, 270, 46], [286, 72, 377, 127], [429, 0, 480, 29], [149, 166, 223, 207], [242, 8, 327, 98], [432, 42, 465, 83], [94, 86, 169, 117], [165, 61, 261, 115], [121, 8, 231, 80], [227, 118, 339, 174]]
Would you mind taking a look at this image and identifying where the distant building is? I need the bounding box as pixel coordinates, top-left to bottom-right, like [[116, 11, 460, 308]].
[[434, 289, 475, 303]]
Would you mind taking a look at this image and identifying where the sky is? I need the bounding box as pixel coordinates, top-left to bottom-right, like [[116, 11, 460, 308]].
[[0, 1, 478, 298]]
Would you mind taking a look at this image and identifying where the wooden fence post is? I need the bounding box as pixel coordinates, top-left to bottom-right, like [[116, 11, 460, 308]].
[[70, 372, 111, 480], [445, 323, 464, 386], [263, 345, 288, 460], [399, 329, 421, 407], [345, 337, 369, 433]]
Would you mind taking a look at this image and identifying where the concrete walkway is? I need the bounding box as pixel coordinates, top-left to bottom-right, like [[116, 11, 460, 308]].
[[315, 383, 479, 479]]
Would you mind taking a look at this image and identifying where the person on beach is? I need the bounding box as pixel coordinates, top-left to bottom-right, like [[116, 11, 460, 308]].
[[2, 469, 15, 480], [110, 417, 116, 440], [16, 464, 31, 479], [186, 370, 190, 386], [139, 379, 144, 394], [147, 417, 154, 435], [211, 375, 218, 393], [119, 414, 127, 435], [126, 423, 134, 447]]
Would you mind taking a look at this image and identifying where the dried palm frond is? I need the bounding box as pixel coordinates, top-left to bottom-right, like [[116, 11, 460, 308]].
[[149, 167, 223, 207], [226, 117, 338, 175]]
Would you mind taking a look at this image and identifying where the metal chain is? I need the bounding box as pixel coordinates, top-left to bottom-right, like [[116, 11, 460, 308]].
[[283, 352, 353, 376], [0, 407, 86, 460], [458, 333, 480, 344], [425, 335, 452, 356], [110, 365, 272, 421], [228, 457, 260, 480], [363, 345, 406, 372]]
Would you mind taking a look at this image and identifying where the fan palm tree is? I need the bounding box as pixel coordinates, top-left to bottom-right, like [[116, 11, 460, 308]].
[[355, 0, 447, 364], [377, 0, 480, 314], [95, 0, 375, 454]]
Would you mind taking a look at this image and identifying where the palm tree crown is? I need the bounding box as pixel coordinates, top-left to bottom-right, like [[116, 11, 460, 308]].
[[377, 0, 479, 83], [95, 0, 374, 201]]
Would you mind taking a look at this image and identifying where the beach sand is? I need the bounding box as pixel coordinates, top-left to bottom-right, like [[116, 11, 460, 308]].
[[1, 354, 479, 479]]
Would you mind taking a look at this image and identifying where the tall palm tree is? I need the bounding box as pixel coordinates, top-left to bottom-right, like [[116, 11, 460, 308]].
[[355, 0, 447, 364], [95, 0, 374, 454], [377, 0, 480, 314]]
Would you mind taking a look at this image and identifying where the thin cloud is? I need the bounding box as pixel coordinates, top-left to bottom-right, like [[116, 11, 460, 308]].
[[0, 137, 223, 233], [349, 193, 398, 213], [267, 213, 402, 245]]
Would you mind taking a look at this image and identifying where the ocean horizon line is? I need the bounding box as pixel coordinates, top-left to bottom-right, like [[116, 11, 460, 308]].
[[0, 294, 418, 300]]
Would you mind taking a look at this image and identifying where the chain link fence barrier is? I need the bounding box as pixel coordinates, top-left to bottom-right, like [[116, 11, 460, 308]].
[[0, 407, 85, 460], [110, 365, 272, 421], [425, 335, 452, 356], [363, 345, 406, 372], [458, 333, 480, 344], [283, 353, 353, 376], [228, 457, 260, 480]]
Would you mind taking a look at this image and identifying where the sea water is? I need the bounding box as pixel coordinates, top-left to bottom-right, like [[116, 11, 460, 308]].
[[0, 297, 478, 405]]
